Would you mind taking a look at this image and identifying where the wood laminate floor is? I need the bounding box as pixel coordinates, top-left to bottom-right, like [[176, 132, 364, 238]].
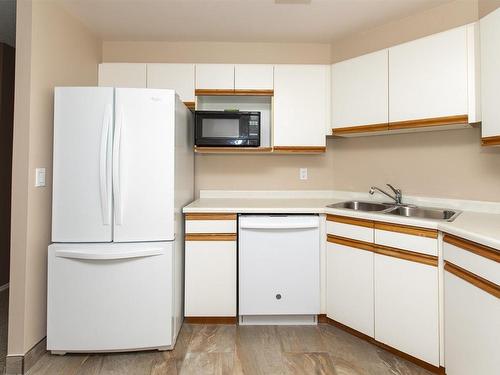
[[26, 324, 433, 375]]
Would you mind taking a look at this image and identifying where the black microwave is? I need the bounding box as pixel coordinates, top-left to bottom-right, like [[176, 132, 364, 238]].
[[195, 110, 261, 147]]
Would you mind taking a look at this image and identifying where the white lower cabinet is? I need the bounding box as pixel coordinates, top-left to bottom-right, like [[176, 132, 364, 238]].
[[374, 254, 439, 366], [444, 271, 499, 375], [326, 240, 374, 337], [184, 240, 237, 317]]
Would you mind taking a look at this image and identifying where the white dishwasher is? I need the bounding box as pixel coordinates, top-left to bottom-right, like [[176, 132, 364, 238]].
[[238, 215, 320, 325]]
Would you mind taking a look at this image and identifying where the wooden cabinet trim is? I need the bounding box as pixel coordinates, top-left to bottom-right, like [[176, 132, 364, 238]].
[[185, 316, 237, 324], [374, 221, 438, 239], [195, 89, 235, 96], [185, 233, 237, 241], [327, 234, 375, 252], [388, 114, 468, 130], [185, 213, 237, 221], [445, 261, 500, 298], [195, 89, 273, 96], [272, 146, 327, 153], [194, 146, 273, 154], [374, 244, 438, 267], [233, 89, 274, 96], [183, 101, 195, 110], [326, 214, 373, 228], [443, 234, 500, 263], [481, 135, 500, 147], [332, 123, 389, 135]]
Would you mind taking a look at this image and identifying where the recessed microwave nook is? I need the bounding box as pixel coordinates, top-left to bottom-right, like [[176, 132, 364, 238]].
[[195, 110, 261, 147]]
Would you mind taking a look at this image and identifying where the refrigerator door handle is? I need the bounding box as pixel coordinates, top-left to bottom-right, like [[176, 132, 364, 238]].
[[54, 248, 164, 260], [113, 105, 124, 225], [99, 104, 112, 225]]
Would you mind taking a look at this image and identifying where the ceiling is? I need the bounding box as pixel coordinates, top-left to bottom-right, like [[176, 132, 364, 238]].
[[60, 0, 452, 43], [0, 0, 16, 47]]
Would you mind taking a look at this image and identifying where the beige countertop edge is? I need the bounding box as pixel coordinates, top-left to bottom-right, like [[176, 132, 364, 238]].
[[183, 199, 500, 251]]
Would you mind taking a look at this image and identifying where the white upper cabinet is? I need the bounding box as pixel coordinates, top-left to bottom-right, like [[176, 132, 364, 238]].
[[234, 64, 274, 90], [273, 65, 330, 148], [147, 64, 195, 102], [480, 8, 500, 145], [98, 63, 147, 88], [195, 64, 235, 90], [332, 50, 389, 131], [388, 26, 471, 124]]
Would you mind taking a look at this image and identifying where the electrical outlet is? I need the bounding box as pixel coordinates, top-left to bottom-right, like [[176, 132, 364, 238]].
[[299, 168, 308, 180], [35, 168, 46, 187]]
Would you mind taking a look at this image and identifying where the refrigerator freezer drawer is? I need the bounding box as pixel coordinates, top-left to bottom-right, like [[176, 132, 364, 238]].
[[47, 242, 173, 353]]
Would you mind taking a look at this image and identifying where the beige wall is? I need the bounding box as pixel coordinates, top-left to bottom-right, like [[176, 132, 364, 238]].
[[8, 0, 101, 355], [103, 40, 331, 64], [103, 0, 500, 202]]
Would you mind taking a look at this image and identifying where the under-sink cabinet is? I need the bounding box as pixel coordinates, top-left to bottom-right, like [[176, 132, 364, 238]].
[[325, 214, 440, 368], [184, 213, 237, 320], [443, 234, 500, 375]]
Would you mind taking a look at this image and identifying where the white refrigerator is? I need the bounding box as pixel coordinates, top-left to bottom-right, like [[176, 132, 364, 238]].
[[47, 87, 194, 354]]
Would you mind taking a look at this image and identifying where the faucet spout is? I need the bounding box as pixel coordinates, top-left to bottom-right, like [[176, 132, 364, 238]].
[[369, 184, 403, 205]]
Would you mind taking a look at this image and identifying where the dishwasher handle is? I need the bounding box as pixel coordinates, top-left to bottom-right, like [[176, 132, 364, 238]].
[[240, 222, 319, 230]]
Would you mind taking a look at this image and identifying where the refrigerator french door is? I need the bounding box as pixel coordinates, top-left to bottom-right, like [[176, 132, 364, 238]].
[[49, 87, 184, 354], [52, 87, 175, 243]]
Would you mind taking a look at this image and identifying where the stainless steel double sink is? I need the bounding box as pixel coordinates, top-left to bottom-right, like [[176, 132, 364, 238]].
[[327, 201, 461, 222]]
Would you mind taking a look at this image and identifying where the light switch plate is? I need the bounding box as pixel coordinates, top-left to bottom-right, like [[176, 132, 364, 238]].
[[35, 168, 46, 187], [299, 168, 308, 180]]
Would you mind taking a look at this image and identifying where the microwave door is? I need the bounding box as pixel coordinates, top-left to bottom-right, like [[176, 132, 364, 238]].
[[196, 114, 244, 146]]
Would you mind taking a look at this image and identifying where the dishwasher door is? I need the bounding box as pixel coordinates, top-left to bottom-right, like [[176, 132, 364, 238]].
[[239, 215, 320, 317]]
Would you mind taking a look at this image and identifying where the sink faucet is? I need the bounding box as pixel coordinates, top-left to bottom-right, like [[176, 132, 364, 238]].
[[369, 184, 402, 205]]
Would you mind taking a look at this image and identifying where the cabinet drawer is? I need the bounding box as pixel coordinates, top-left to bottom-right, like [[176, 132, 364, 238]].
[[374, 222, 437, 256], [185, 213, 237, 234], [184, 240, 237, 317], [326, 215, 373, 243], [443, 234, 500, 285]]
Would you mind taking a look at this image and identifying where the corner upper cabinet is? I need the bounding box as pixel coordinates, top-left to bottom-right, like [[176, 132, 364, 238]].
[[480, 8, 500, 146], [234, 64, 274, 91], [195, 64, 235, 93], [98, 63, 147, 88], [388, 24, 479, 131], [331, 50, 389, 136], [147, 64, 195, 103], [273, 65, 330, 152]]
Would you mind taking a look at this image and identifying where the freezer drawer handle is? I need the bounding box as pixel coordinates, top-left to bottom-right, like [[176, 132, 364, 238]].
[[240, 223, 319, 229], [54, 248, 163, 260]]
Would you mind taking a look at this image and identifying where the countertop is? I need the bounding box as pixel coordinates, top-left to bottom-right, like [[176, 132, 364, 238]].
[[183, 194, 500, 251]]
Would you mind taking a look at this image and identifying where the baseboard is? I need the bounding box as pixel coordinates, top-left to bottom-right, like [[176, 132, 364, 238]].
[[318, 315, 445, 375], [184, 316, 237, 324], [0, 283, 9, 292], [5, 337, 47, 375]]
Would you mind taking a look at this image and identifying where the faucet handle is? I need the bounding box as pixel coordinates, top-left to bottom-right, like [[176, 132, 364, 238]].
[[386, 184, 401, 194]]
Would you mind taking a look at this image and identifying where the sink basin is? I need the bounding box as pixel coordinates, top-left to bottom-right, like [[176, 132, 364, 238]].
[[386, 206, 461, 221], [327, 201, 393, 212]]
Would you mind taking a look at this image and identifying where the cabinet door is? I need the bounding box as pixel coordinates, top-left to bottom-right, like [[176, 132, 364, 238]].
[[374, 254, 439, 366], [481, 8, 500, 143], [98, 63, 147, 88], [326, 241, 374, 337], [195, 64, 234, 90], [274, 65, 329, 148], [389, 26, 468, 123], [147, 63, 195, 102], [444, 269, 500, 375], [332, 50, 388, 130], [185, 240, 237, 317], [234, 64, 274, 90]]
